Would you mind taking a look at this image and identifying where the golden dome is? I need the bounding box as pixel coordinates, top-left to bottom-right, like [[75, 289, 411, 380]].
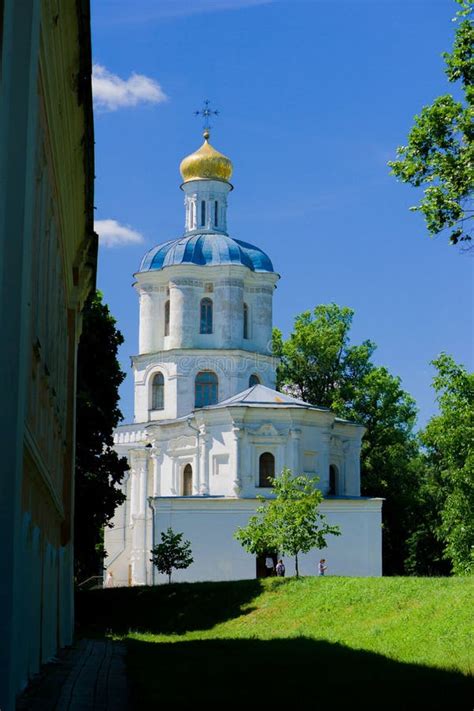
[[180, 130, 233, 184]]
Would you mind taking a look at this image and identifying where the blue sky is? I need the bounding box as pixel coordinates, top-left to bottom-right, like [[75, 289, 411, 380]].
[[91, 0, 473, 428]]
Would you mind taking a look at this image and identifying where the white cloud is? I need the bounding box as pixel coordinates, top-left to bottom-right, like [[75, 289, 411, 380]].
[[94, 0, 277, 23], [95, 220, 145, 248], [92, 64, 168, 111]]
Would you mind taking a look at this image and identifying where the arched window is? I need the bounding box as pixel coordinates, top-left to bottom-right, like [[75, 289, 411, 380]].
[[259, 452, 275, 487], [200, 298, 213, 334], [151, 372, 164, 410], [249, 374, 260, 387], [243, 303, 249, 339], [201, 200, 206, 226], [182, 464, 193, 496], [328, 465, 338, 496], [214, 200, 219, 227], [164, 300, 170, 337], [195, 371, 218, 407]]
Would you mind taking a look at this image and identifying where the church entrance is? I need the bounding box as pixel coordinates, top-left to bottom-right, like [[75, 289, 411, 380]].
[[256, 552, 277, 578]]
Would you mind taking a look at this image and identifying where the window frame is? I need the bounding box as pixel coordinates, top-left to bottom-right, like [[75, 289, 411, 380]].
[[258, 452, 275, 488], [195, 370, 218, 408], [150, 371, 165, 411], [164, 299, 170, 337], [328, 464, 338, 496], [182, 463, 193, 496], [200, 297, 213, 334], [243, 302, 249, 339]]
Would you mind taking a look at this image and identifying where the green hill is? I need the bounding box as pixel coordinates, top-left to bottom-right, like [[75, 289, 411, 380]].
[[77, 576, 473, 708]]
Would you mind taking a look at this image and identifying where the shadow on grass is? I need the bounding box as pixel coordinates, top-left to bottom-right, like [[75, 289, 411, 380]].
[[76, 578, 267, 636], [127, 636, 473, 709]]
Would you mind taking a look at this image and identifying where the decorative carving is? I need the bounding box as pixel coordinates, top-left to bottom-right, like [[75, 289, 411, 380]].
[[253, 422, 280, 438], [169, 435, 196, 451]]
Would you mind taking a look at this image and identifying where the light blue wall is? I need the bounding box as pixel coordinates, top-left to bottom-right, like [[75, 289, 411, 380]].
[[0, 2, 41, 710]]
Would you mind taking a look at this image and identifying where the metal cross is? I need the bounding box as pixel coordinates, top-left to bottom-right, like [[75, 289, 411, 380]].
[[194, 99, 219, 132]]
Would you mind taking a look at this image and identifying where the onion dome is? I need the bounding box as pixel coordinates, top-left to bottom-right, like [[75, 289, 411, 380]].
[[139, 233, 274, 273], [180, 130, 233, 184]]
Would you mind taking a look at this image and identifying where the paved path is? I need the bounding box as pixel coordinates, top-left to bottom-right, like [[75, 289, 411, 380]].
[[16, 639, 129, 711]]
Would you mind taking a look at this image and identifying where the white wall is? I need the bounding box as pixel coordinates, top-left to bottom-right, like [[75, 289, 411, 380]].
[[135, 265, 278, 356], [133, 349, 277, 422], [150, 498, 382, 583]]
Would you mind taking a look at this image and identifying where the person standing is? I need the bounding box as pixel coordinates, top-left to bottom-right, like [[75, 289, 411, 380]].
[[318, 559, 328, 576], [265, 555, 275, 577], [276, 559, 285, 577]]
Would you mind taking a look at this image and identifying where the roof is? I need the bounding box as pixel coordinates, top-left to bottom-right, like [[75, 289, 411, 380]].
[[139, 233, 274, 273], [200, 384, 330, 411]]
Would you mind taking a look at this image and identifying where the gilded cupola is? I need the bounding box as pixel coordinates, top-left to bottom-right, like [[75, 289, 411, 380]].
[[180, 130, 233, 184]]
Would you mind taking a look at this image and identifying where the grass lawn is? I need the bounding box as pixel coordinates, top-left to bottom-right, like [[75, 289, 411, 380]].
[[77, 576, 473, 708]]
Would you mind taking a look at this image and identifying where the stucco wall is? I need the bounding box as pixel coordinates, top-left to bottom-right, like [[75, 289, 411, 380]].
[[153, 498, 382, 582]]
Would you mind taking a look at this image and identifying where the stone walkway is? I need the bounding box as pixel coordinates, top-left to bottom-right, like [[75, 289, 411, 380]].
[[16, 639, 129, 711]]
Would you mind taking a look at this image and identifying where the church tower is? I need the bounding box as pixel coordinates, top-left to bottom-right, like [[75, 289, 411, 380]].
[[106, 121, 382, 588], [132, 129, 279, 423]]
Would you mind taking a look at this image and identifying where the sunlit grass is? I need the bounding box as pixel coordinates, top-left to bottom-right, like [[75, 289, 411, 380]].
[[78, 576, 474, 706]]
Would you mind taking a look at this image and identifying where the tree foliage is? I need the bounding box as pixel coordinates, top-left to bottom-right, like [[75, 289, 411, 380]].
[[418, 354, 474, 574], [75, 291, 129, 582], [274, 304, 419, 574], [389, 0, 474, 246], [234, 469, 341, 577], [150, 528, 194, 583]]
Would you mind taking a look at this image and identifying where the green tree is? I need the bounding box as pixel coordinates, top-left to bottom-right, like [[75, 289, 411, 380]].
[[389, 0, 474, 246], [419, 354, 474, 574], [150, 528, 194, 583], [272, 304, 375, 409], [75, 291, 129, 582], [274, 304, 420, 574], [235, 469, 340, 577]]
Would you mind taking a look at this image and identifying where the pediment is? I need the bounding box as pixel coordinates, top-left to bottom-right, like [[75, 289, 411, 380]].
[[253, 422, 280, 437], [169, 435, 196, 451]]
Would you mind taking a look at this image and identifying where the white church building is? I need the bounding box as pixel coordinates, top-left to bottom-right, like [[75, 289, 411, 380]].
[[104, 129, 382, 585]]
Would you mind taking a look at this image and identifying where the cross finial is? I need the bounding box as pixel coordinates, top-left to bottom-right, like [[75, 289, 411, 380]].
[[194, 99, 219, 140]]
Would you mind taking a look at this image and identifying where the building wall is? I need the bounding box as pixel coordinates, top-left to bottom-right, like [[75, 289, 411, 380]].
[[133, 349, 277, 421], [151, 498, 382, 583], [0, 2, 95, 709], [136, 265, 278, 356], [106, 407, 370, 587]]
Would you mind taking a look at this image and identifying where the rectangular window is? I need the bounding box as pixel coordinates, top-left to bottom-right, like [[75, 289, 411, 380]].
[[214, 200, 218, 227], [201, 200, 206, 227]]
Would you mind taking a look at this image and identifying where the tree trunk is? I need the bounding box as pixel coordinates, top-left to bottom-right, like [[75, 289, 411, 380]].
[[295, 553, 299, 578], [168, 572, 172, 584]]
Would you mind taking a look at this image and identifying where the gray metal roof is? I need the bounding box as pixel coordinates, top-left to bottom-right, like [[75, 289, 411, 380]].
[[200, 384, 330, 411]]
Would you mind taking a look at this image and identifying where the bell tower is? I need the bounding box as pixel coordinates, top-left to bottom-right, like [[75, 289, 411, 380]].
[[132, 118, 279, 424]]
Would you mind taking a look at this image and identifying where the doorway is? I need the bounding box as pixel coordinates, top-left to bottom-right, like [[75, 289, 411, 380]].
[[256, 552, 277, 578]]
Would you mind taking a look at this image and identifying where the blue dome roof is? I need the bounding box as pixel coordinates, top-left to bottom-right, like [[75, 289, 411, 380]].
[[139, 233, 274, 273]]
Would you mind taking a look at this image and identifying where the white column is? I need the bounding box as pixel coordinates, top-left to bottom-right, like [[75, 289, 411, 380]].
[[343, 439, 361, 496], [200, 426, 211, 495], [151, 448, 163, 497], [290, 428, 301, 475], [138, 456, 148, 516], [130, 452, 149, 585], [130, 468, 138, 523], [232, 425, 242, 497], [318, 431, 331, 495]]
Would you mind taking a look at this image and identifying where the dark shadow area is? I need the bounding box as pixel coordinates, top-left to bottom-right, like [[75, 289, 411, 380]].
[[76, 579, 267, 635], [126, 637, 473, 709]]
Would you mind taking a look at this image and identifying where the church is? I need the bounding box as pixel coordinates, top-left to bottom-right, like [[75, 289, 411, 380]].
[[104, 127, 382, 586]]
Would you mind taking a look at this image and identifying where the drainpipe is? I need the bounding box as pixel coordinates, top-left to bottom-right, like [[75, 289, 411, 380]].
[[147, 496, 156, 586]]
